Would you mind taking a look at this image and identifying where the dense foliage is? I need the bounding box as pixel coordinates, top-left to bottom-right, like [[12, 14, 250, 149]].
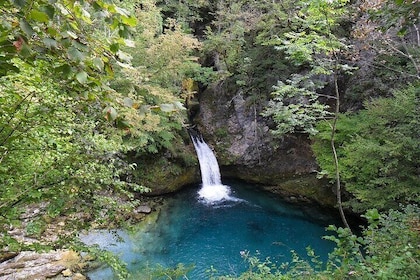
[[313, 86, 420, 212], [0, 0, 207, 275]]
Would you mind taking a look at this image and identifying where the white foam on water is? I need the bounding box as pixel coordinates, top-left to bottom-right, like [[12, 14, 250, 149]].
[[198, 184, 231, 202]]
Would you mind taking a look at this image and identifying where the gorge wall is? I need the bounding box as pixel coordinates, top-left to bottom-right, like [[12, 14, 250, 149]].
[[192, 81, 336, 206]]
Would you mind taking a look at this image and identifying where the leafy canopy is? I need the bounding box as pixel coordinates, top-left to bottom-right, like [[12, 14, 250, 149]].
[[312, 85, 420, 212], [262, 0, 353, 135]]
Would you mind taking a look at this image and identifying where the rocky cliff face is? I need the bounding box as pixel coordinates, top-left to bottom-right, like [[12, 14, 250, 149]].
[[192, 81, 335, 206]]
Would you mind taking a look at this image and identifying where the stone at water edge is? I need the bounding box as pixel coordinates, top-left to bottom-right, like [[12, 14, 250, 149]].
[[136, 205, 152, 214], [0, 250, 82, 280]]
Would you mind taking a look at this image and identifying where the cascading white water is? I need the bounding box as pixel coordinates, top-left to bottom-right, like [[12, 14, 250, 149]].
[[190, 133, 232, 203]]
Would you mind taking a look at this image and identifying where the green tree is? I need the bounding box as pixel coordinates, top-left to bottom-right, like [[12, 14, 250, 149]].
[[262, 0, 352, 135], [262, 0, 354, 229], [313, 85, 420, 212], [0, 0, 137, 84]]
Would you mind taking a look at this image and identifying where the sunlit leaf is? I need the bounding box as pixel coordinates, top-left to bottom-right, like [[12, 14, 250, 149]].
[[121, 16, 137, 27], [65, 30, 78, 39], [124, 39, 135, 47], [76, 71, 88, 84], [123, 97, 134, 107], [139, 105, 150, 115], [103, 106, 118, 121], [92, 57, 104, 71], [29, 10, 49, 23], [173, 101, 186, 110], [117, 50, 132, 62], [160, 103, 176, 112], [81, 8, 92, 24], [115, 7, 129, 16], [115, 61, 132, 69]]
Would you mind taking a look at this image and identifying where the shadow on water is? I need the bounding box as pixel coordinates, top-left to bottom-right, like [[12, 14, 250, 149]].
[[81, 180, 342, 279]]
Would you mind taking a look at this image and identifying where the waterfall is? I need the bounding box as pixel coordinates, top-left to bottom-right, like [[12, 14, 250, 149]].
[[190, 132, 232, 203]]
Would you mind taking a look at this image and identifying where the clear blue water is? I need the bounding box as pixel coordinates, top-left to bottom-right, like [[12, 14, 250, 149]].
[[82, 180, 339, 279]]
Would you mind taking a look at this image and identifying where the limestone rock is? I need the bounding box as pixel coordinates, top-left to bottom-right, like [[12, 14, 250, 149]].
[[193, 82, 335, 206], [0, 251, 65, 280], [195, 83, 318, 177], [0, 250, 82, 280], [72, 273, 87, 280], [62, 268, 73, 277], [136, 205, 152, 214]]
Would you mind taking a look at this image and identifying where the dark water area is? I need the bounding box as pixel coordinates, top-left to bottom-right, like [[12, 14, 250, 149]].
[[82, 180, 341, 279]]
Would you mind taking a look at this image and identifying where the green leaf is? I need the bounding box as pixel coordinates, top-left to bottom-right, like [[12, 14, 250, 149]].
[[116, 118, 130, 129], [76, 71, 88, 84], [110, 43, 119, 53], [67, 47, 85, 62], [40, 4, 55, 19], [55, 63, 72, 77], [123, 97, 134, 107], [0, 61, 19, 76], [121, 16, 137, 27], [118, 25, 130, 38], [19, 42, 32, 58], [19, 20, 34, 36], [12, 0, 26, 8], [92, 57, 104, 71], [104, 62, 113, 76], [103, 106, 118, 121], [47, 26, 59, 37], [29, 10, 50, 23], [42, 38, 58, 49]]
